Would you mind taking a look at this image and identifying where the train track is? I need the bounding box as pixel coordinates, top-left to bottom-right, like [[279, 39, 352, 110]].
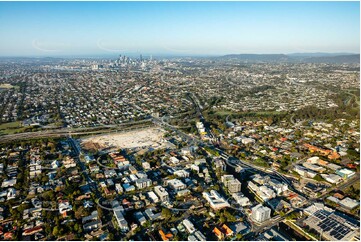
[[0, 120, 154, 143]]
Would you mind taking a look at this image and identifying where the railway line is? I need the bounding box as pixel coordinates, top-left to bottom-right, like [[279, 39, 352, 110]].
[[0, 119, 153, 143]]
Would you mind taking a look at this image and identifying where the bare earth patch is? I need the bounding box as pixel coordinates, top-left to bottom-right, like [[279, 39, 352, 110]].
[[81, 127, 167, 151], [0, 83, 15, 89]]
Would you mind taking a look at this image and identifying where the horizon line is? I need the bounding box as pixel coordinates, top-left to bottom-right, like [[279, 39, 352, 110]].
[[0, 52, 359, 59]]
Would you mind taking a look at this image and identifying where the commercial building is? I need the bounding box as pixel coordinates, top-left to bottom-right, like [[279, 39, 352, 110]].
[[202, 190, 230, 210], [228, 179, 242, 193], [251, 204, 271, 223], [303, 162, 326, 173], [221, 175, 241, 193], [339, 197, 359, 210], [321, 174, 343, 184], [327, 196, 359, 210], [303, 203, 359, 241], [293, 165, 317, 178], [336, 168, 356, 179], [248, 181, 276, 202], [232, 192, 251, 206]]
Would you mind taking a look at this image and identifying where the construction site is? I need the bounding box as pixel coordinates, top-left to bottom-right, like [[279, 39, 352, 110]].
[[80, 127, 167, 151]]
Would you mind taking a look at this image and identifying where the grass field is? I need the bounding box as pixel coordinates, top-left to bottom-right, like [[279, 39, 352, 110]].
[[214, 110, 234, 116], [0, 121, 26, 135]]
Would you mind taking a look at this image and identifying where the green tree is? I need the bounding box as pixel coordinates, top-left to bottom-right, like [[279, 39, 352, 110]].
[[52, 226, 60, 237], [74, 223, 83, 234], [161, 208, 172, 220]]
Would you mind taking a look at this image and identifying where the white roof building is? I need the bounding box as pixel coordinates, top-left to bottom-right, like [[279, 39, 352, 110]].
[[183, 219, 196, 234], [59, 201, 72, 214], [252, 204, 271, 223], [339, 197, 359, 210], [147, 191, 159, 203], [303, 162, 326, 173], [142, 161, 151, 170], [241, 137, 255, 145], [114, 210, 128, 232], [232, 192, 251, 206], [170, 156, 180, 164], [321, 174, 343, 184], [167, 179, 186, 191], [174, 170, 190, 178], [336, 169, 356, 179], [154, 185, 169, 202], [202, 190, 230, 210], [1, 178, 17, 188], [307, 156, 320, 163]]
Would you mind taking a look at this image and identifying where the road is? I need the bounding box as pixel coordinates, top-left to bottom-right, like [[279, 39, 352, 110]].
[[345, 90, 360, 106], [152, 116, 304, 231], [251, 212, 291, 234], [311, 174, 360, 202], [222, 153, 298, 192], [225, 73, 239, 88], [186, 92, 216, 141], [151, 96, 323, 235], [67, 137, 101, 198]]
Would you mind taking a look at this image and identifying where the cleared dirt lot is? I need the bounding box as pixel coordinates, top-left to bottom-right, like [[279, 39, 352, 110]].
[[81, 127, 167, 150]]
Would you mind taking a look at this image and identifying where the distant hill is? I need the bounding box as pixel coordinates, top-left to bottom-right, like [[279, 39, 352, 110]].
[[219, 53, 360, 64], [287, 52, 356, 57], [219, 54, 289, 62], [301, 54, 360, 64]]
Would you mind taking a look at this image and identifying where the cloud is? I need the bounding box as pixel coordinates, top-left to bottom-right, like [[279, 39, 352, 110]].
[[32, 39, 66, 52], [96, 39, 128, 52]]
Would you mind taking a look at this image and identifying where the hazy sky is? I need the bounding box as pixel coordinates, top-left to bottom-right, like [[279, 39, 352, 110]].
[[0, 1, 359, 56]]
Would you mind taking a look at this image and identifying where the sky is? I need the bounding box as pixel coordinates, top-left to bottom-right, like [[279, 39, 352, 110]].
[[0, 1, 359, 57]]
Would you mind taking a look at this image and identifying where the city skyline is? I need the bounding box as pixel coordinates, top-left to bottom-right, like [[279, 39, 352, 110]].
[[0, 1, 360, 57]]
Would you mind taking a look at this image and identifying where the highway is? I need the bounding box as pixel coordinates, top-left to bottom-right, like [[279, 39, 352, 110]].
[[186, 92, 216, 141]]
